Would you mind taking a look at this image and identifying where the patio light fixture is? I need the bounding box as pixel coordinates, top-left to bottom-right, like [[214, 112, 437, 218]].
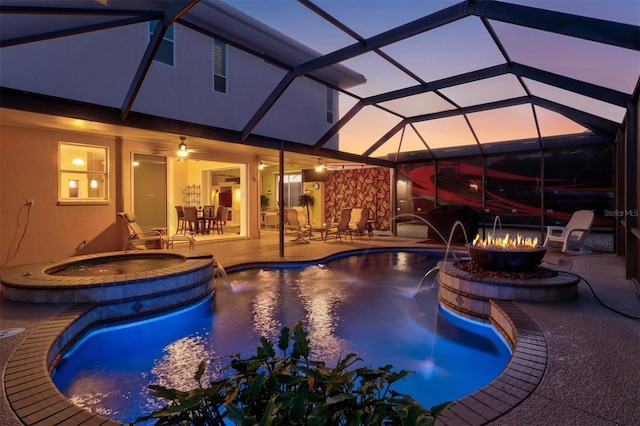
[[177, 136, 188, 158]]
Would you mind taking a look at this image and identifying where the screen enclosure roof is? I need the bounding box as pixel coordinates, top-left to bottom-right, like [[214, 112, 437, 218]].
[[1, 0, 638, 167]]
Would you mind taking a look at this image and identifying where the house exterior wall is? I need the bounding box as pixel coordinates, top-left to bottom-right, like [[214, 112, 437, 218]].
[[0, 25, 144, 108], [0, 125, 262, 267], [0, 125, 121, 267], [0, 22, 339, 147], [0, 18, 344, 267]]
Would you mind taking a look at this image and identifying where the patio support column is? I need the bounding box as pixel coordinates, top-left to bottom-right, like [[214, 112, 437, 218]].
[[279, 142, 285, 257], [115, 136, 125, 214]]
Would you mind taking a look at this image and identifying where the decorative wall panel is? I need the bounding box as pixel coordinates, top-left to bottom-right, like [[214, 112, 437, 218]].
[[325, 167, 391, 231]]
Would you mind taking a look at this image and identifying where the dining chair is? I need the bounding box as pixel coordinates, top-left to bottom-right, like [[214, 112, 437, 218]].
[[214, 206, 228, 234], [201, 205, 216, 234], [175, 206, 186, 234], [183, 206, 200, 234]]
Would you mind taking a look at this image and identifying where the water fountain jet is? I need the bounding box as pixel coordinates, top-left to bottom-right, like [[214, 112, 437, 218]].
[[393, 213, 449, 245], [215, 262, 233, 290], [393, 215, 472, 297], [413, 266, 440, 296]]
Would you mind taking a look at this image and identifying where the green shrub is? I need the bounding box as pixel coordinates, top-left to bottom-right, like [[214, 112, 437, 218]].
[[133, 321, 449, 425]]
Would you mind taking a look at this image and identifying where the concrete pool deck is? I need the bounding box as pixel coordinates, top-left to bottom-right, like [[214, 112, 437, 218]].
[[1, 233, 639, 425]]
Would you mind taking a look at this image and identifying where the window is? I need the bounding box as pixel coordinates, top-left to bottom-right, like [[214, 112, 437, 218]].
[[276, 173, 302, 208], [213, 40, 227, 93], [149, 21, 174, 66], [59, 143, 108, 203], [326, 87, 334, 123]]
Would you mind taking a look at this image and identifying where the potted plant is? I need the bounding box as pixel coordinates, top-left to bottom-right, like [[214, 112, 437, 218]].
[[260, 194, 269, 210], [298, 192, 314, 224]]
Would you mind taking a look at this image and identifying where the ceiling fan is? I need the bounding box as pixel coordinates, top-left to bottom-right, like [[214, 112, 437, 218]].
[[150, 136, 208, 158]]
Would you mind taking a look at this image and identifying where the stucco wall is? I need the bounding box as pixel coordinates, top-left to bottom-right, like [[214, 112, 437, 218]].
[[0, 126, 265, 268], [0, 125, 121, 267]]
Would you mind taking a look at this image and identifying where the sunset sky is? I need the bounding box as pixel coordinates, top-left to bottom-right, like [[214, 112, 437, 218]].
[[221, 0, 640, 157]]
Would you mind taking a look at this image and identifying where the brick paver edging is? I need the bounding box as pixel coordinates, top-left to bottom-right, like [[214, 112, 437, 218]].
[[5, 299, 545, 426], [436, 300, 547, 425]]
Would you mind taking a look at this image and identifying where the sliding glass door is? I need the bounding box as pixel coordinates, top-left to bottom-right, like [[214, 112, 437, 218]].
[[132, 153, 167, 229]]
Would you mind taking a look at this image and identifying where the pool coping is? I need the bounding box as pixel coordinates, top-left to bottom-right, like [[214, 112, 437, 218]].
[[435, 299, 547, 425], [4, 250, 547, 426]]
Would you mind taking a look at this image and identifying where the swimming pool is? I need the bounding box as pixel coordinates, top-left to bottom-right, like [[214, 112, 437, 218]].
[[52, 251, 511, 424]]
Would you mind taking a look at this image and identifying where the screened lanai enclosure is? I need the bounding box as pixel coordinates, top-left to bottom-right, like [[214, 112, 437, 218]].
[[1, 0, 639, 276]]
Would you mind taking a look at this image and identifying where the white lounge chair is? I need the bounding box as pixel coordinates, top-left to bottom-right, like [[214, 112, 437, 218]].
[[544, 210, 594, 255]]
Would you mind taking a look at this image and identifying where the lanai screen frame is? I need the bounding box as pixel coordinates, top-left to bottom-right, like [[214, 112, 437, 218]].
[[1, 0, 637, 162]]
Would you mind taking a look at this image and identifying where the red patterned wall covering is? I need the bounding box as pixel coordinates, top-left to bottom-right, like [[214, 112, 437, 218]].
[[324, 167, 391, 231]]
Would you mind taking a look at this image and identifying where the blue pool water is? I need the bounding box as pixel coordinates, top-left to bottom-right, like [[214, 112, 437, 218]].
[[53, 251, 511, 423]]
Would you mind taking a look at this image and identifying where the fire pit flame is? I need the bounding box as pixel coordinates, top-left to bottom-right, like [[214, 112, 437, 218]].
[[472, 233, 538, 249], [467, 233, 546, 272]]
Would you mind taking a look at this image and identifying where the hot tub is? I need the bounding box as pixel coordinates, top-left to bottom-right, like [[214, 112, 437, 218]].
[[0, 250, 216, 305]]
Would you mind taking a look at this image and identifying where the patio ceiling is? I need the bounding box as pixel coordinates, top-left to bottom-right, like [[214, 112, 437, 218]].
[[1, 0, 639, 165]]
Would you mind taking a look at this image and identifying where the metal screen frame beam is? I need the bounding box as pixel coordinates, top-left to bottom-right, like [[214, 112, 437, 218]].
[[120, 1, 199, 121]]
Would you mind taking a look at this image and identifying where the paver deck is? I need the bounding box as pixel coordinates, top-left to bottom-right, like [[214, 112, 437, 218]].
[[2, 233, 638, 425]]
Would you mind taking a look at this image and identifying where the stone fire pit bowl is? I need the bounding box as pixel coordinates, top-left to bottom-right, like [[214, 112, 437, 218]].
[[465, 244, 547, 271]]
